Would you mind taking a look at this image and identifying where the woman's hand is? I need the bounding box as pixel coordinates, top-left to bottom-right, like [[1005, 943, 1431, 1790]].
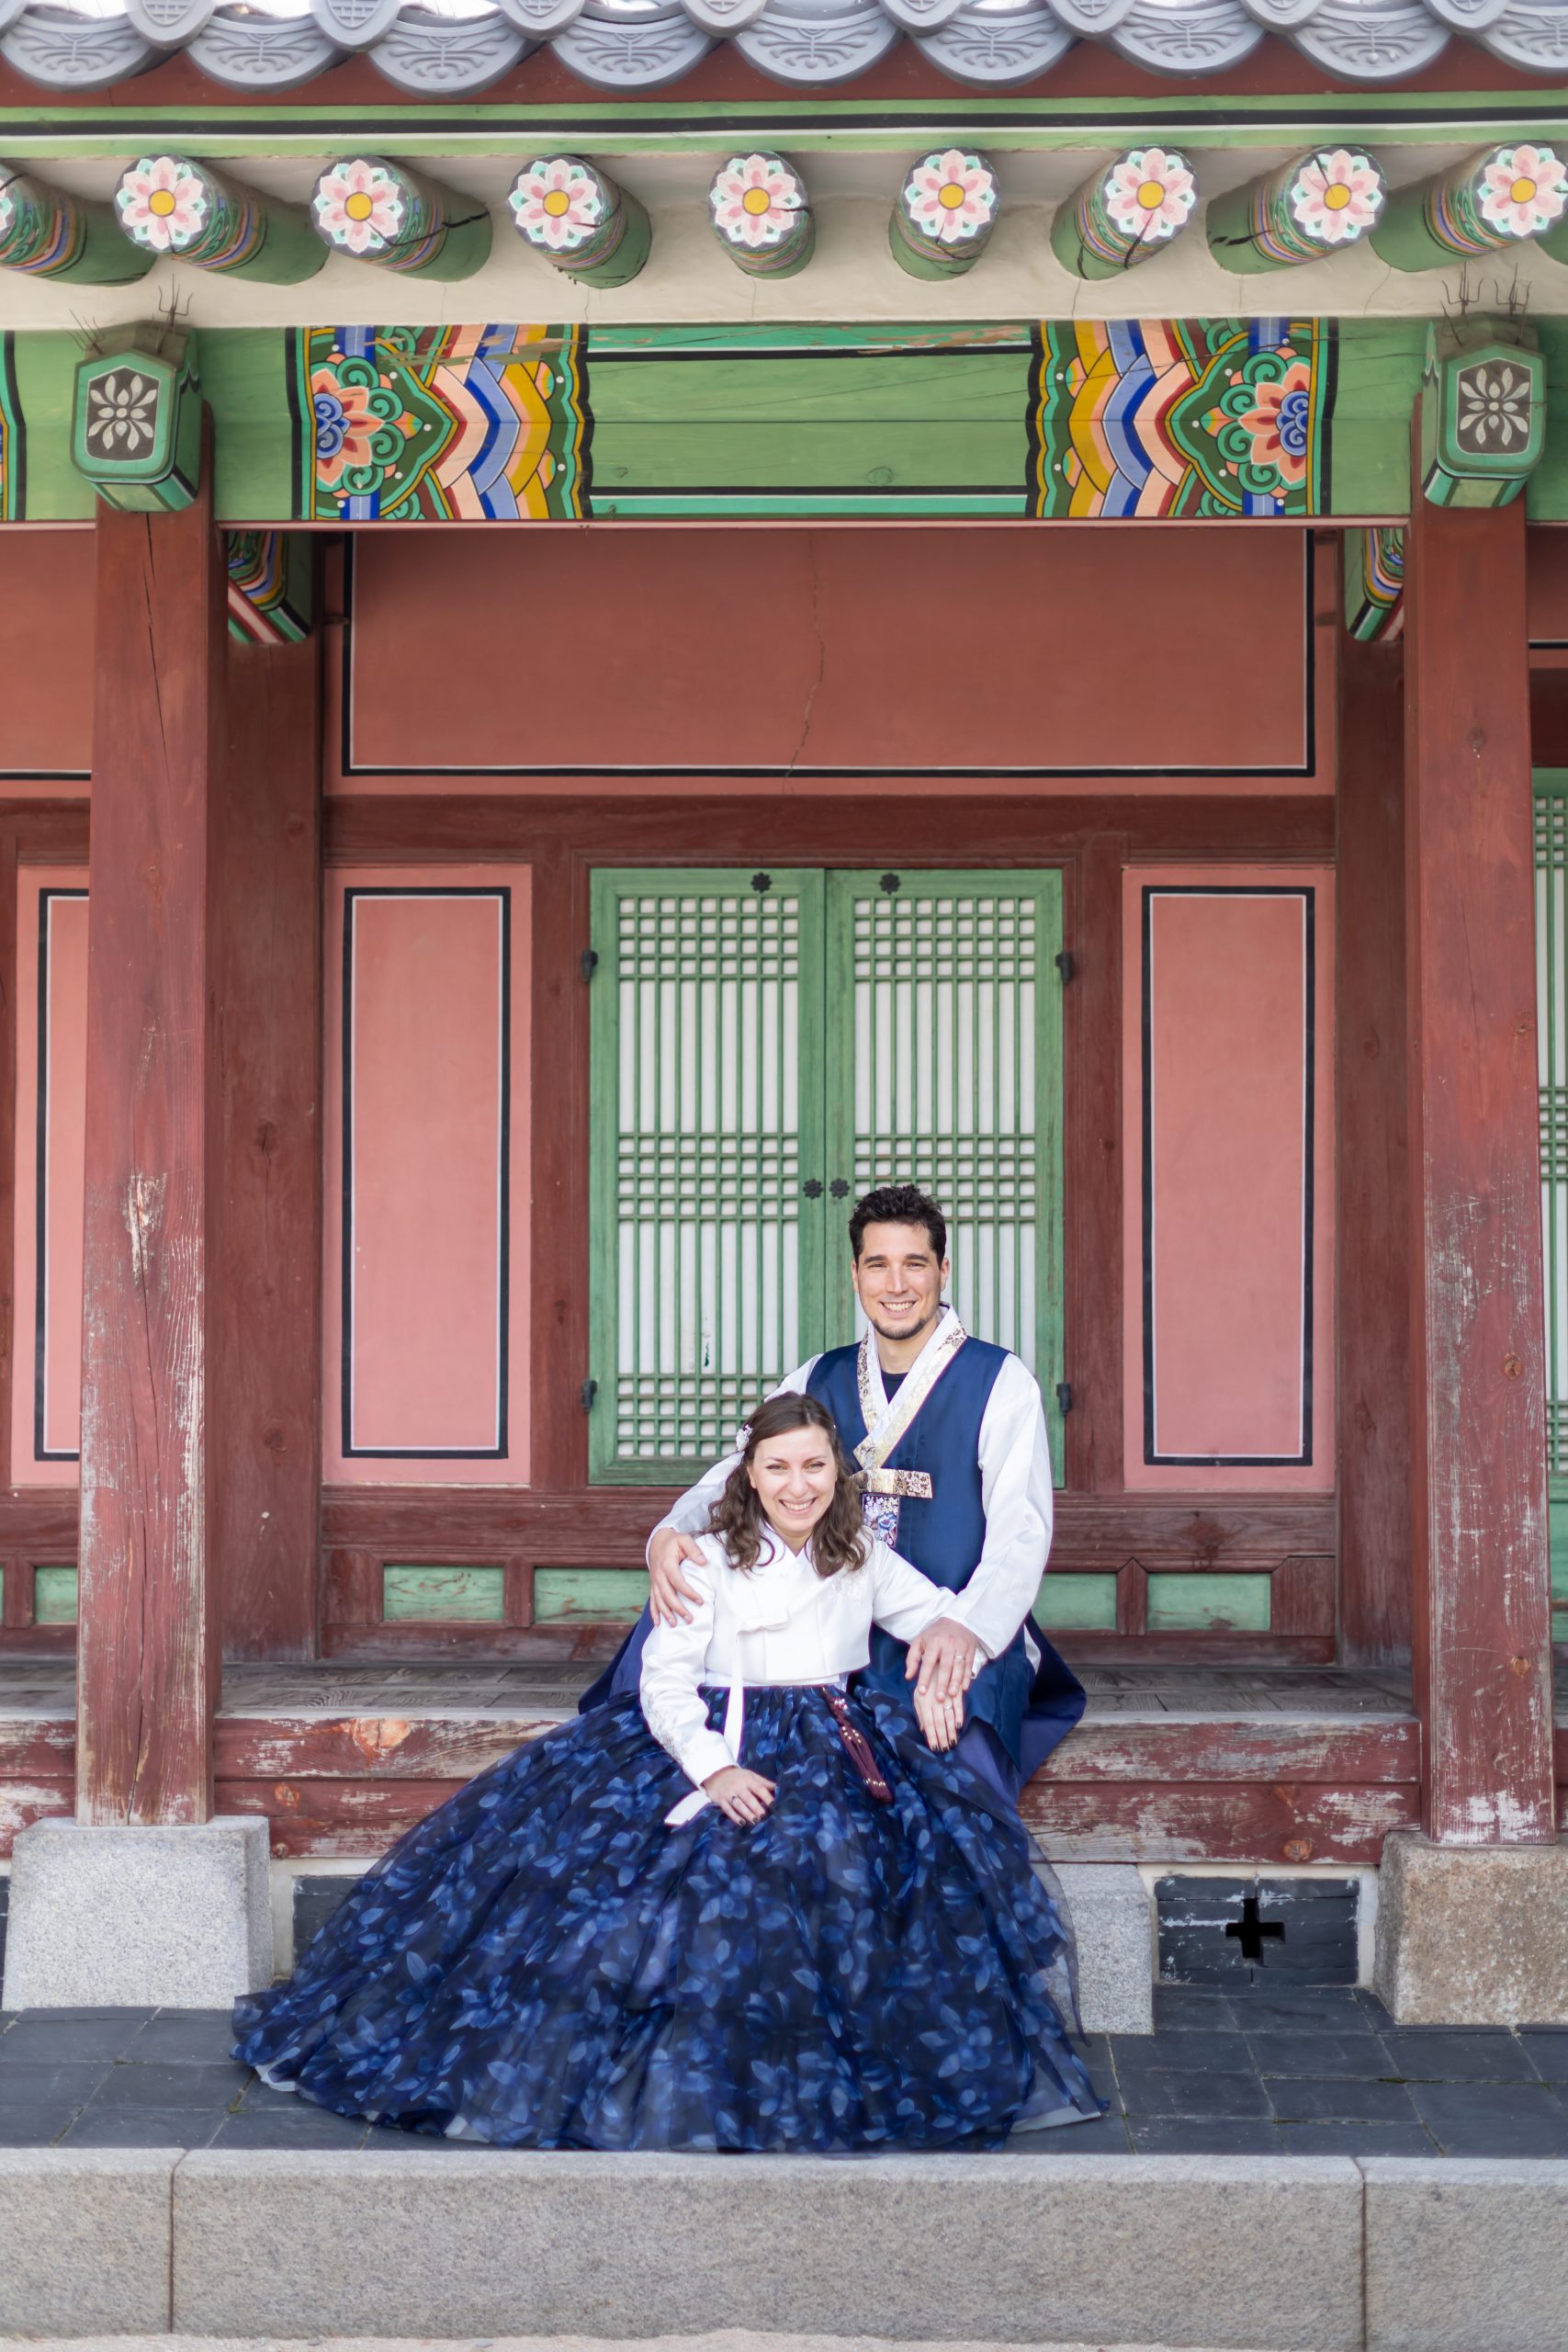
[[703, 1766, 777, 1824], [914, 1683, 965, 1753]]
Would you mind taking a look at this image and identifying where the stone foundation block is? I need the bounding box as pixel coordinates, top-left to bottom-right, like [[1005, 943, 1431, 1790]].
[[1373, 1830, 1568, 2024], [173, 2150, 1363, 2348], [1364, 2158, 1568, 2350], [0, 2151, 176, 2334], [1, 1815, 273, 2009], [1054, 1861, 1155, 2033]]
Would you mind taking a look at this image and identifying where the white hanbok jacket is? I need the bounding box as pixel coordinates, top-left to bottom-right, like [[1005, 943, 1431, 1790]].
[[639, 1526, 982, 1809]]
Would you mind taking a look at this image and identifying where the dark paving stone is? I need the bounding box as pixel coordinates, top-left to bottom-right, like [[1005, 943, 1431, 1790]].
[[1114, 2029, 1247, 2079], [1352, 1989, 1400, 2029], [93, 2059, 248, 2109], [1409, 2081, 1568, 2156], [0, 2015, 150, 2064], [1382, 2031, 1539, 2083], [1010, 2111, 1134, 2155], [1129, 2117, 1285, 2155], [129, 2012, 243, 2064], [1276, 2121, 1438, 2158], [1069, 2034, 1112, 2076], [1265, 2075, 1419, 2126], [1151, 1988, 1240, 2031], [60, 2107, 224, 2149], [1115, 2066, 1273, 2121], [9, 2007, 156, 2023], [210, 2106, 370, 2150], [1522, 2031, 1568, 2083], [0, 2059, 111, 2107], [1223, 1988, 1375, 2030], [1246, 2030, 1396, 2079], [0, 2107, 72, 2146]]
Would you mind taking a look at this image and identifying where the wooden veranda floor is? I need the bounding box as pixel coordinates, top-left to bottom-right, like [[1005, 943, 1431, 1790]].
[[0, 1660, 1462, 1864]]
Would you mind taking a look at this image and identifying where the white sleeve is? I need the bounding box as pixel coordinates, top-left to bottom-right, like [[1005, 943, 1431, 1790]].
[[638, 1565, 733, 1792], [956, 1355, 1055, 1661], [645, 1356, 821, 1560], [868, 1542, 984, 1646]]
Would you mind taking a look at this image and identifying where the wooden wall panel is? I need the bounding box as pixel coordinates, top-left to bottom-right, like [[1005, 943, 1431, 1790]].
[[9, 871, 86, 1488], [1123, 866, 1335, 1492], [323, 866, 531, 1484], [0, 534, 93, 788], [341, 529, 1314, 783]]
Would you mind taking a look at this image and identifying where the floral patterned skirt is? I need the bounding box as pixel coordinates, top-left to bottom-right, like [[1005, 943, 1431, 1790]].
[[231, 1683, 1105, 2153]]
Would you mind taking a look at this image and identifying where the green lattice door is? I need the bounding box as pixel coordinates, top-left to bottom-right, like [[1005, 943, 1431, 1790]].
[[1534, 778, 1568, 1641], [589, 867, 1064, 1485]]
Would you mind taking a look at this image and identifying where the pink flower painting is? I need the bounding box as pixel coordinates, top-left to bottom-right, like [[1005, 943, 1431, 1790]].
[[1479, 144, 1568, 238], [1237, 360, 1314, 490], [903, 149, 998, 246], [1103, 149, 1196, 243], [311, 369, 383, 492], [1289, 149, 1383, 246], [116, 156, 209, 254], [510, 158, 606, 254], [710, 153, 805, 250], [313, 160, 405, 258]]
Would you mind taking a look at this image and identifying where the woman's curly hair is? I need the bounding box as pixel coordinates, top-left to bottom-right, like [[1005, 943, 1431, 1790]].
[[705, 1392, 869, 1579]]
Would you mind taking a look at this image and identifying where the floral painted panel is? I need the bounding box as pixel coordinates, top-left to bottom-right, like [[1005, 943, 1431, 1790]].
[[293, 322, 589, 522], [1028, 318, 1333, 520]]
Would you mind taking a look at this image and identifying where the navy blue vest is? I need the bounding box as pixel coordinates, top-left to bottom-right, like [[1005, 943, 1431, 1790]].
[[807, 1337, 1039, 1766]]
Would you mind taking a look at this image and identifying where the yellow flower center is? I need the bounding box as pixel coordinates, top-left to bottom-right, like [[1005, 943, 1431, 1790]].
[[543, 189, 572, 217], [149, 187, 177, 218], [344, 191, 375, 222], [1323, 182, 1351, 210], [742, 187, 773, 216], [1512, 176, 1538, 204], [938, 182, 967, 209], [1136, 180, 1165, 210]]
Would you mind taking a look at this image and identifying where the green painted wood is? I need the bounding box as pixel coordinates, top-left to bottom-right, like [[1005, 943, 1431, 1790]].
[[823, 871, 1066, 1479], [1034, 1572, 1117, 1630], [535, 1567, 651, 1623], [1322, 322, 1426, 518], [589, 869, 829, 1486], [1146, 1573, 1272, 1633], [589, 423, 1025, 492], [8, 334, 93, 519], [31, 1566, 79, 1625], [586, 350, 1026, 424], [592, 492, 1030, 519], [381, 1565, 506, 1623]]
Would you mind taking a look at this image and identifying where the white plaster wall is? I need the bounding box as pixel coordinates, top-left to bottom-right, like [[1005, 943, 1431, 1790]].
[[0, 143, 1562, 331]]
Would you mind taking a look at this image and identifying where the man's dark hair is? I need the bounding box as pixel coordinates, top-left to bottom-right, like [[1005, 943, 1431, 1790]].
[[848, 1184, 947, 1263]]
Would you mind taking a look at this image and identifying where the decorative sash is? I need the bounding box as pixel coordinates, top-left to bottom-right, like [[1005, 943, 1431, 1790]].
[[852, 1309, 967, 1533]]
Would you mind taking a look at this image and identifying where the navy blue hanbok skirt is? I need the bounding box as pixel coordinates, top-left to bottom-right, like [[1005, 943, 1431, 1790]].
[[231, 1683, 1104, 2153]]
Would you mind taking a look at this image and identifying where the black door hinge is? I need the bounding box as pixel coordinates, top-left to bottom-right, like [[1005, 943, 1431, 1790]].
[[581, 1378, 598, 1413], [581, 948, 599, 983], [1055, 950, 1075, 984], [1055, 1382, 1073, 1415]]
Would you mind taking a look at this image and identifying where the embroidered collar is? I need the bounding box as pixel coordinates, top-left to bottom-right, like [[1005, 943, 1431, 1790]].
[[854, 1305, 968, 1477]]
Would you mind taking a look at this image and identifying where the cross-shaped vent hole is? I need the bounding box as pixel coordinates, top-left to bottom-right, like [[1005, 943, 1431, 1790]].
[[1225, 1894, 1286, 1966]]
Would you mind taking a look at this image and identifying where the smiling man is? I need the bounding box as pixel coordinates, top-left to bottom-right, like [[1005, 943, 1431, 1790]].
[[588, 1182, 1085, 1816]]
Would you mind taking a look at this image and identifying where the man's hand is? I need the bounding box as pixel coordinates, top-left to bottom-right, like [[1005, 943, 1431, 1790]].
[[702, 1766, 777, 1825], [906, 1616, 980, 1704], [914, 1682, 964, 1753], [649, 1525, 707, 1625]]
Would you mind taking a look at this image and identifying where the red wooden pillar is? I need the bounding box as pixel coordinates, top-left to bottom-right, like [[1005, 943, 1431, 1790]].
[[217, 622, 323, 1660], [1403, 482, 1557, 1843], [76, 464, 226, 1826], [1336, 631, 1411, 1667]]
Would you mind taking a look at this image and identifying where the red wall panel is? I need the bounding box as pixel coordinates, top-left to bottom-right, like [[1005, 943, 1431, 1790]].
[[341, 527, 1313, 783], [0, 536, 94, 785]]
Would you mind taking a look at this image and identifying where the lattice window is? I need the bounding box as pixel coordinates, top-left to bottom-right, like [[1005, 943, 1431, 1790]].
[[829, 877, 1058, 1390], [590, 873, 825, 1481], [1536, 786, 1568, 1633], [589, 867, 1065, 1485]]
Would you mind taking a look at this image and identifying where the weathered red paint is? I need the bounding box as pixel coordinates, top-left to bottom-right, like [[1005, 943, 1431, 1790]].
[[1404, 472, 1556, 1845], [217, 630, 324, 1660], [1335, 634, 1412, 1668], [0, 534, 94, 790], [75, 455, 227, 1825]]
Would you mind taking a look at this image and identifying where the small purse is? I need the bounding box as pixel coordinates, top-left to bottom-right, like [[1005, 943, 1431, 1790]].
[[822, 1687, 893, 1804]]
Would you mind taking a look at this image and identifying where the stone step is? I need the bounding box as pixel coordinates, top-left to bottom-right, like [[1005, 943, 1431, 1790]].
[[8, 2150, 1568, 2350]]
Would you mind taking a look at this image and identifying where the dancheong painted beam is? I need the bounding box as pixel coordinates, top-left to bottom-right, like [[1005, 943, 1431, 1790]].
[[10, 312, 1568, 526]]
